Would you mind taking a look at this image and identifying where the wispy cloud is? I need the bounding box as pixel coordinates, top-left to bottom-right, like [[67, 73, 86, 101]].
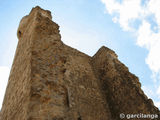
[[101, 0, 160, 108], [101, 0, 145, 31], [155, 101, 160, 108]]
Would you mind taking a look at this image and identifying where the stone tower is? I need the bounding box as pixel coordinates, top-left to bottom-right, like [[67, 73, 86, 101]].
[[0, 6, 160, 120]]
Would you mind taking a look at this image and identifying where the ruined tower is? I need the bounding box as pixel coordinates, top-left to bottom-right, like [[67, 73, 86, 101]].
[[0, 6, 160, 120]]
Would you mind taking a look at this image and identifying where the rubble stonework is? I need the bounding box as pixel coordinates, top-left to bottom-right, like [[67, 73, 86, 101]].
[[0, 6, 160, 120]]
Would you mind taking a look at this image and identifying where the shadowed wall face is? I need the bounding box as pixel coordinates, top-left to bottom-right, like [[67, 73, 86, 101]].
[[1, 7, 112, 120], [92, 47, 160, 119], [0, 6, 160, 120], [28, 7, 112, 120]]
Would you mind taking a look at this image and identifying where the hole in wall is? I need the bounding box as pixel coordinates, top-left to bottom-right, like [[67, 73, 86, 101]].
[[61, 69, 66, 73], [77, 116, 82, 120], [18, 30, 22, 38]]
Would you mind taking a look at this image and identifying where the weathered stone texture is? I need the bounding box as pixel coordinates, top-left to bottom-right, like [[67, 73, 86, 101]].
[[0, 6, 160, 120], [92, 46, 160, 119]]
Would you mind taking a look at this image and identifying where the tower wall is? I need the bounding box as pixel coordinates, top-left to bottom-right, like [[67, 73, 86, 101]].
[[0, 6, 160, 120]]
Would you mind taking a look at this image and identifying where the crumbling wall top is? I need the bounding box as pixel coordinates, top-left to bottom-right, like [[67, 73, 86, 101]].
[[17, 6, 52, 40]]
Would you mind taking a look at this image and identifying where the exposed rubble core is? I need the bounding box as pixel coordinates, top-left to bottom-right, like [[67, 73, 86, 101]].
[[0, 6, 159, 120]]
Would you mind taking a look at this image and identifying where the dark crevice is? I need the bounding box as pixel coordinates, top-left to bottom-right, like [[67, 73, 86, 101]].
[[66, 88, 70, 107], [77, 116, 82, 120], [18, 30, 22, 37], [62, 68, 66, 73]]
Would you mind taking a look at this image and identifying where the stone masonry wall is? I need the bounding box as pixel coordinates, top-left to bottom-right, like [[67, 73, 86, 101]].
[[92, 46, 160, 120], [28, 7, 112, 120], [0, 6, 160, 120]]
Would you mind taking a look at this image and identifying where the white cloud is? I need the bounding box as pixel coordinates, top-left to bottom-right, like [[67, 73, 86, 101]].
[[154, 101, 160, 108], [142, 85, 154, 98], [101, 0, 160, 108], [101, 0, 160, 75], [148, 0, 160, 27], [137, 20, 160, 76], [101, 0, 144, 31], [136, 20, 152, 49], [156, 86, 160, 96], [155, 101, 160, 108], [112, 17, 118, 23], [0, 66, 10, 109]]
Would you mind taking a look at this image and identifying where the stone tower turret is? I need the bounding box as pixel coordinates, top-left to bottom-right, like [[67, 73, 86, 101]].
[[0, 6, 159, 120]]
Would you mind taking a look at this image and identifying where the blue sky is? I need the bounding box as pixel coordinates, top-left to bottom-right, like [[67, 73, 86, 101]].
[[0, 0, 160, 109]]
